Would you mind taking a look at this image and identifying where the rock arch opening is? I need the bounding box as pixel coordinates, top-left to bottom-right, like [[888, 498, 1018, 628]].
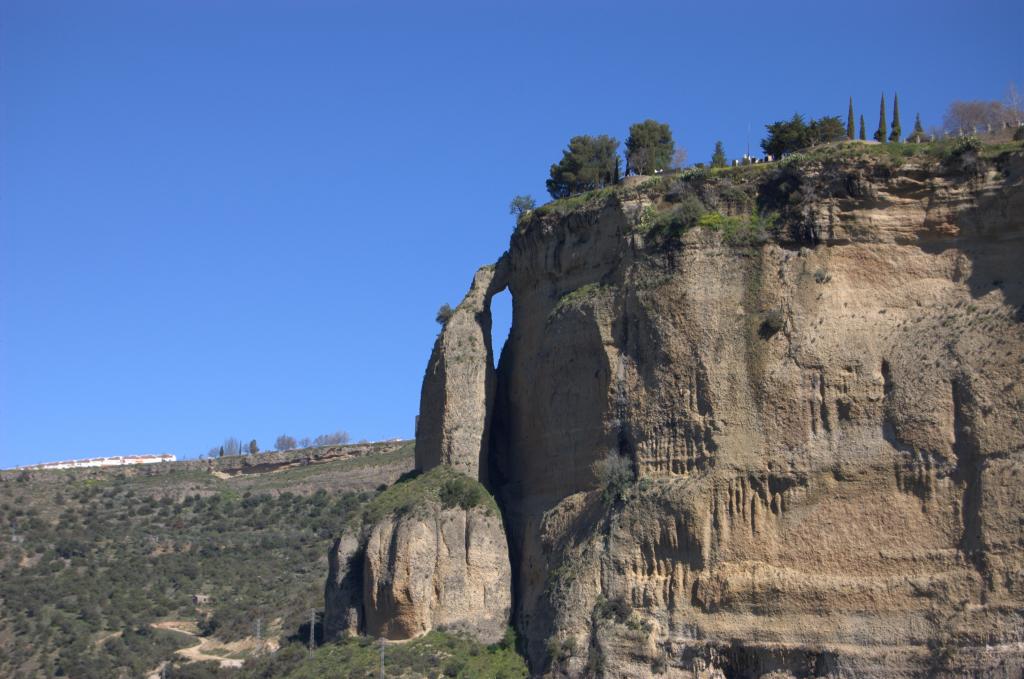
[[489, 288, 512, 369]]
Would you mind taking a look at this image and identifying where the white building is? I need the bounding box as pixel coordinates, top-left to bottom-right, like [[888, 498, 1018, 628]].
[[15, 454, 176, 470]]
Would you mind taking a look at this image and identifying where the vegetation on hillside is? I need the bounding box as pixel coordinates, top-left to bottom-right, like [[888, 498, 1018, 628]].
[[0, 444, 417, 678]]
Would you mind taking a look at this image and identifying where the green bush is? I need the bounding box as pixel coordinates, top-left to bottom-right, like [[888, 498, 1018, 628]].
[[640, 196, 706, 239], [439, 476, 486, 510], [591, 452, 634, 506], [951, 135, 982, 156]]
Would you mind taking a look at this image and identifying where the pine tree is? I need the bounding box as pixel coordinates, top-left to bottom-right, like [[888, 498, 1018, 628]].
[[847, 97, 855, 139], [859, 115, 866, 140], [711, 140, 727, 167], [911, 113, 925, 142], [874, 93, 887, 143], [889, 92, 902, 142]]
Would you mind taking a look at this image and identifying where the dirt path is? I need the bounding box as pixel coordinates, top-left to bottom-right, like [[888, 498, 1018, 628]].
[[150, 620, 246, 668]]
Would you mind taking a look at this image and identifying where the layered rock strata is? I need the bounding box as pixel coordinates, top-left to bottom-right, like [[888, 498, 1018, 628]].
[[413, 151, 1024, 677], [361, 503, 512, 642]]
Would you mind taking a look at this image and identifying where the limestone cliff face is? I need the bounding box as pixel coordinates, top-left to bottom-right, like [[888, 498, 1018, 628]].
[[416, 258, 510, 481], [323, 468, 513, 646], [418, 151, 1024, 677], [499, 155, 1024, 677], [360, 503, 512, 643]]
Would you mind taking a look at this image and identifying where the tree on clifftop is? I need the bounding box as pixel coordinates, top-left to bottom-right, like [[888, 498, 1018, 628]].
[[807, 116, 846, 145], [910, 113, 926, 142], [874, 93, 887, 143], [890, 92, 902, 142], [625, 119, 675, 175], [761, 114, 808, 157], [546, 135, 620, 199], [275, 435, 297, 451], [509, 195, 535, 219], [847, 97, 855, 139], [711, 141, 727, 168], [859, 114, 866, 140]]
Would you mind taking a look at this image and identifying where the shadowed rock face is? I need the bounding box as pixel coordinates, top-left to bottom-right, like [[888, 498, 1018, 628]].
[[415, 257, 510, 481]]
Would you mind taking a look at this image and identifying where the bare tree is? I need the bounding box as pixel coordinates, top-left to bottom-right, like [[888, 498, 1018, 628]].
[[275, 435, 297, 452], [943, 99, 1014, 132], [299, 437, 311, 448], [313, 431, 350, 447], [1006, 82, 1023, 121], [671, 147, 688, 169], [222, 437, 242, 456]]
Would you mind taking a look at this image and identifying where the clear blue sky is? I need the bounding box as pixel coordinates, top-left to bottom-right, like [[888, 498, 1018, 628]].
[[2, 0, 1021, 467]]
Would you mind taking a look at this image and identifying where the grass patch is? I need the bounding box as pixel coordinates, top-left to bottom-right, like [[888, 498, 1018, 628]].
[[357, 466, 499, 528], [535, 186, 617, 217], [697, 211, 776, 245], [553, 282, 613, 313]]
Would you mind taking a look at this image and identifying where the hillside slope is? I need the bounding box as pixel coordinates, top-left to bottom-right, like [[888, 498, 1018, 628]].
[[0, 441, 414, 677]]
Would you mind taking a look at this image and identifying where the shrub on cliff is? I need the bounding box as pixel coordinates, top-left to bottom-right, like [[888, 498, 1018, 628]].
[[439, 475, 486, 510], [509, 194, 536, 220], [592, 451, 634, 506], [436, 303, 454, 325]]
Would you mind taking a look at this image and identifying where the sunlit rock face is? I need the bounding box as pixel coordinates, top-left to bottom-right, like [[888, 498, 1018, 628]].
[[481, 155, 1024, 677], [415, 258, 509, 482], [360, 503, 512, 643]]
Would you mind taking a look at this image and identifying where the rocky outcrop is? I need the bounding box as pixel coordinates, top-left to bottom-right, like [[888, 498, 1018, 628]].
[[323, 467, 513, 646], [323, 533, 363, 639], [361, 503, 512, 643], [476, 152, 1024, 677], [415, 257, 510, 481]]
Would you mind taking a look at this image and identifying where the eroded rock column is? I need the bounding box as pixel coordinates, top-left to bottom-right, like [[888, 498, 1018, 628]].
[[415, 255, 509, 482]]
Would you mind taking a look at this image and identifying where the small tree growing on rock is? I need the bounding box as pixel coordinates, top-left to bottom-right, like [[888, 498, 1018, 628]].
[[592, 451, 635, 506], [509, 195, 536, 220], [436, 303, 454, 325]]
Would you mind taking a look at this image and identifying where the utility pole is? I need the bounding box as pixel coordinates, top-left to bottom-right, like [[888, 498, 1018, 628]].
[[308, 609, 317, 657]]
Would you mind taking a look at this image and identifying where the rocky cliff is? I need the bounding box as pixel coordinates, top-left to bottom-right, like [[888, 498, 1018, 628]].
[[324, 467, 512, 645], [411, 145, 1024, 678]]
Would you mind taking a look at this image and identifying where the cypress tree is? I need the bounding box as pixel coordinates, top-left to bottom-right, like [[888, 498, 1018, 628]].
[[874, 93, 887, 143], [889, 92, 902, 142], [859, 115, 866, 140], [847, 97, 855, 139], [711, 140, 727, 167], [910, 113, 925, 142]]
